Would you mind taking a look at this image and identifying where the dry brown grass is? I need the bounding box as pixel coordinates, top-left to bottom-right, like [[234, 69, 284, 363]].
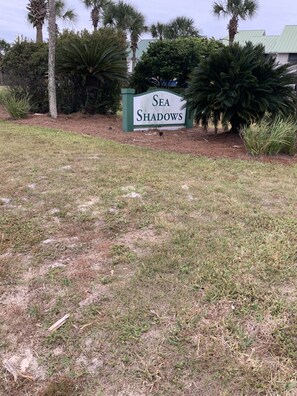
[[0, 122, 297, 395]]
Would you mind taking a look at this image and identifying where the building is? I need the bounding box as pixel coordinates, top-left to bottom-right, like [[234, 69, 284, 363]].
[[127, 39, 155, 73], [223, 25, 297, 67]]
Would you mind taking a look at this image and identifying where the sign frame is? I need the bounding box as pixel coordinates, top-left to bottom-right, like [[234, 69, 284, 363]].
[[121, 88, 193, 132]]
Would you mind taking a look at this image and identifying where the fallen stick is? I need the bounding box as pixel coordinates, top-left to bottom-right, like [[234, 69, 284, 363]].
[[48, 314, 70, 333]]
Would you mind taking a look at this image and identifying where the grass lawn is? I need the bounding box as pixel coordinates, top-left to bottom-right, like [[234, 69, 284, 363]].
[[0, 121, 297, 395]]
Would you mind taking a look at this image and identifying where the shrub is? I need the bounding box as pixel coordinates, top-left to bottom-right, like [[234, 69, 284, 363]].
[[2, 30, 127, 115], [1, 88, 31, 119], [242, 117, 297, 156], [184, 43, 297, 132], [56, 29, 127, 114], [2, 41, 48, 113], [130, 37, 223, 93]]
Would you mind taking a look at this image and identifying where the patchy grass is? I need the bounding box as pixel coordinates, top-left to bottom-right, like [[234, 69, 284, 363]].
[[0, 121, 297, 395]]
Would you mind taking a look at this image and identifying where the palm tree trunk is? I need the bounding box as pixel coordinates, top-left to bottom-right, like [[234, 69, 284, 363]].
[[36, 23, 43, 43], [228, 16, 238, 44], [91, 7, 100, 32], [48, 0, 57, 118], [131, 46, 137, 73]]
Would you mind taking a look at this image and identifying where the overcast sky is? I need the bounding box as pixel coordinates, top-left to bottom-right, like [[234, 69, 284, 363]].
[[1, 0, 297, 43]]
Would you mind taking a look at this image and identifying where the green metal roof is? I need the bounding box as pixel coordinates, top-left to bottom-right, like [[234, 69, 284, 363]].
[[234, 34, 278, 53], [235, 30, 266, 40], [225, 26, 297, 54], [273, 26, 297, 53]]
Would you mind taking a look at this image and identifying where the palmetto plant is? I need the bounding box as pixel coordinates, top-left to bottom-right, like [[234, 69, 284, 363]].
[[57, 34, 127, 113], [184, 43, 296, 133], [27, 0, 77, 43], [82, 0, 110, 31], [213, 0, 258, 44]]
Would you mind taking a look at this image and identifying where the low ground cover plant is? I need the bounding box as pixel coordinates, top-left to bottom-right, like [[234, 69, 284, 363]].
[[0, 88, 30, 119], [242, 117, 297, 156]]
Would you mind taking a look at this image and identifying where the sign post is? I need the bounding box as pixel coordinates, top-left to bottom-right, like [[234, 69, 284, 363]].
[[121, 88, 193, 132]]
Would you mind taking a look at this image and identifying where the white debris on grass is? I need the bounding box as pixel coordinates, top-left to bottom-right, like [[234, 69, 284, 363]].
[[48, 208, 60, 215], [60, 165, 72, 170], [27, 183, 36, 190], [49, 263, 67, 269], [121, 185, 136, 192], [3, 348, 46, 381], [42, 236, 79, 245], [123, 192, 142, 199], [76, 355, 103, 374], [78, 197, 100, 211], [1, 197, 11, 205]]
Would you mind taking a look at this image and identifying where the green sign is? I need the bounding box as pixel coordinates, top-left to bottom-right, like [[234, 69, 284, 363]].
[[121, 88, 193, 132]]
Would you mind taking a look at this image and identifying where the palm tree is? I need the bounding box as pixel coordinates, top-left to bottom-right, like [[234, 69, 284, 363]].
[[55, 0, 77, 24], [213, 0, 258, 44], [164, 17, 200, 39], [27, 0, 77, 43], [27, 0, 47, 43], [150, 22, 166, 41], [129, 12, 146, 71], [104, 1, 146, 71], [81, 0, 110, 31], [104, 1, 134, 37]]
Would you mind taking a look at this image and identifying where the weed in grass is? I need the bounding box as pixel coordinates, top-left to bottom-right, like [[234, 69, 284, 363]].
[[110, 243, 137, 266], [100, 275, 114, 285], [0, 214, 44, 253], [28, 304, 43, 320], [273, 321, 297, 361], [39, 377, 80, 396]]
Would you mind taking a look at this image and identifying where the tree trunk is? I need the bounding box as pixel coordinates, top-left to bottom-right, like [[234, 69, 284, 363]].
[[228, 16, 238, 44], [36, 23, 43, 43], [91, 7, 100, 32], [48, 0, 57, 119]]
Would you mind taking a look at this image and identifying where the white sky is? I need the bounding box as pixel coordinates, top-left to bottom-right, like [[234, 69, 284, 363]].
[[1, 0, 297, 43]]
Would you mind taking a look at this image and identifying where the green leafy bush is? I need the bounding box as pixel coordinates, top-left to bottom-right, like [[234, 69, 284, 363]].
[[2, 41, 48, 113], [1, 88, 31, 119], [184, 42, 297, 132], [2, 29, 127, 115], [242, 117, 297, 156], [130, 37, 223, 93]]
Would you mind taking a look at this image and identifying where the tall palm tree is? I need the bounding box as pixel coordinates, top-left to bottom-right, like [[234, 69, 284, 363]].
[[27, 0, 77, 43], [82, 0, 110, 31], [55, 0, 77, 24], [27, 0, 47, 43], [213, 0, 258, 44], [130, 12, 146, 71], [150, 22, 165, 41], [104, 1, 134, 38], [164, 17, 200, 39], [104, 1, 146, 71]]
